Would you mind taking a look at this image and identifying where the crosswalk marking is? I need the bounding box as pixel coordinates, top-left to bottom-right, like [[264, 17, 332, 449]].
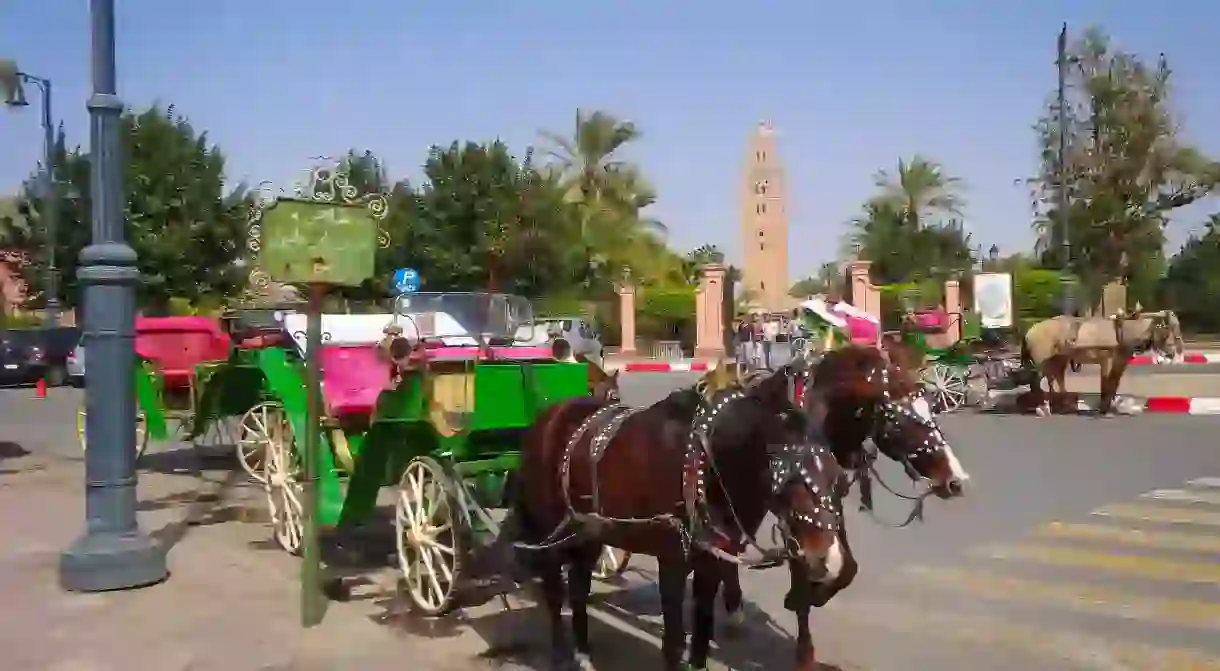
[[1091, 502, 1220, 527], [973, 544, 1220, 585], [835, 600, 1220, 671], [901, 565, 1220, 631], [1033, 521, 1220, 553], [1141, 488, 1220, 506], [1187, 477, 1220, 489]]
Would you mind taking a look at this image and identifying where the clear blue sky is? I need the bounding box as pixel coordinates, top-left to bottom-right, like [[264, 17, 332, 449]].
[[2, 1, 1217, 280]]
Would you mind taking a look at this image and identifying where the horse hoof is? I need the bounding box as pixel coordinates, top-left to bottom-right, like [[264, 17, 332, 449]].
[[723, 608, 746, 635], [574, 652, 595, 671]]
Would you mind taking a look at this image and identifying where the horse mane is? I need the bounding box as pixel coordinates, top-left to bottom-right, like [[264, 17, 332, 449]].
[[813, 344, 920, 399]]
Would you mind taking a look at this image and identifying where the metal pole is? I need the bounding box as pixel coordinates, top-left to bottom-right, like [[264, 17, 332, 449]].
[[60, 0, 167, 592], [1057, 22, 1075, 316], [301, 283, 325, 627], [39, 77, 59, 326]]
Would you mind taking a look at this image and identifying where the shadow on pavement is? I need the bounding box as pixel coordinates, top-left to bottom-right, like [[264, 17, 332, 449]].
[[365, 572, 846, 671]]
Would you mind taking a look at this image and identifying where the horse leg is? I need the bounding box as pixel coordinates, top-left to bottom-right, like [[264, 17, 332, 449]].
[[658, 558, 690, 671], [688, 553, 721, 670], [721, 561, 745, 634], [538, 551, 574, 669], [566, 543, 600, 670], [793, 605, 817, 671]]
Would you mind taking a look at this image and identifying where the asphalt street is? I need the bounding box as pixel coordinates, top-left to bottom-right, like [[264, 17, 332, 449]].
[[7, 376, 1220, 670]]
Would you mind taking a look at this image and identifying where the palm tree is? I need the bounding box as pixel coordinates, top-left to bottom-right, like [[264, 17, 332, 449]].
[[871, 155, 964, 229], [541, 109, 667, 241]]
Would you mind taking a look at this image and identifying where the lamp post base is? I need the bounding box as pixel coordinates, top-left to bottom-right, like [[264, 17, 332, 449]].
[[59, 529, 167, 592]]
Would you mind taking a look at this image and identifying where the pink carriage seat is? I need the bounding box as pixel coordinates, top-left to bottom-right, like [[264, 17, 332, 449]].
[[910, 308, 949, 333], [134, 316, 232, 389], [843, 315, 880, 345], [318, 344, 391, 417]]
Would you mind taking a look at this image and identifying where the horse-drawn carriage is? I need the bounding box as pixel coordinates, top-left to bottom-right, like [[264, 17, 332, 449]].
[[76, 315, 269, 459], [240, 292, 626, 614]]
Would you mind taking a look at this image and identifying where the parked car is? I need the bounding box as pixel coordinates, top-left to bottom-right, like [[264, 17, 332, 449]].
[[517, 316, 604, 363], [67, 342, 86, 385], [0, 326, 81, 386]]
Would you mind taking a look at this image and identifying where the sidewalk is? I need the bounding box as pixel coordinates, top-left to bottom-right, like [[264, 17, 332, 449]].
[[1066, 372, 1220, 398], [0, 450, 522, 671]]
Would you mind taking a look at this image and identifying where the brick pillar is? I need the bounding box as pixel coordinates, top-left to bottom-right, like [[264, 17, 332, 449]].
[[696, 263, 727, 360], [944, 278, 961, 344], [849, 260, 880, 321], [616, 271, 637, 356]]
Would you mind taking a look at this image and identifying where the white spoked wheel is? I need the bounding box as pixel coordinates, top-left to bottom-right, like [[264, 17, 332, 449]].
[[237, 402, 289, 484], [396, 456, 465, 616], [921, 362, 969, 414], [263, 421, 304, 555], [593, 546, 632, 581], [77, 407, 149, 459]]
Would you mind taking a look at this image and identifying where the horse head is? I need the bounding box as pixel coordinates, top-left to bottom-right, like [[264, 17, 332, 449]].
[[1122, 308, 1184, 361], [802, 344, 969, 499], [691, 366, 849, 584]]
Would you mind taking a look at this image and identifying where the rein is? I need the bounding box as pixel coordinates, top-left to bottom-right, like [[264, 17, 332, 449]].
[[800, 361, 937, 529]]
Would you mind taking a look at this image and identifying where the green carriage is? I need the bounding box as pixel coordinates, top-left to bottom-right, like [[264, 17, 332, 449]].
[[76, 316, 270, 459], [899, 308, 986, 413], [250, 292, 599, 614]]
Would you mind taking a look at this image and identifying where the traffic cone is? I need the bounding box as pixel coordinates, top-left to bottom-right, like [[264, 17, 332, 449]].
[[35, 377, 46, 399]]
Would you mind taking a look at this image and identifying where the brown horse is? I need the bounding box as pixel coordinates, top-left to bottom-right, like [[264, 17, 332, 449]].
[[718, 345, 971, 668], [1022, 309, 1183, 415], [514, 367, 845, 671]]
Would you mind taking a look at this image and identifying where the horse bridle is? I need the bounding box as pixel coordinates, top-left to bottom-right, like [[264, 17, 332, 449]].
[[686, 387, 843, 567], [796, 360, 946, 528]]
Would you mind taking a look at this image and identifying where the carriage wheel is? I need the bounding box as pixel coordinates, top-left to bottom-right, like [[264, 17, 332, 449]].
[[237, 402, 289, 484], [263, 421, 304, 555], [920, 363, 969, 413], [396, 456, 465, 616], [593, 546, 632, 581], [77, 407, 149, 459]]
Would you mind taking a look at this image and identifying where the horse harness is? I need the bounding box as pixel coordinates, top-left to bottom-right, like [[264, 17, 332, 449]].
[[527, 390, 837, 568], [797, 360, 943, 528]]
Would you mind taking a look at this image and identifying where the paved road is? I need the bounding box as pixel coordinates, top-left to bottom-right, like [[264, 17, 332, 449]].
[[582, 373, 1220, 669], [7, 378, 1220, 670]]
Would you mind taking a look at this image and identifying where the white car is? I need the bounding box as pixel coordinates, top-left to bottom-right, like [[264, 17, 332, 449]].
[[517, 317, 604, 363], [67, 343, 86, 385]]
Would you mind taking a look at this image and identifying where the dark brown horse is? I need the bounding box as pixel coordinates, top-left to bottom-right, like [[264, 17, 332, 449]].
[[719, 345, 972, 669], [514, 367, 845, 671]]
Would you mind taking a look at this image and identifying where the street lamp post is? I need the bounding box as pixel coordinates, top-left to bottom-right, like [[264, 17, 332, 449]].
[[1, 64, 60, 326], [1056, 22, 1075, 316], [59, 0, 167, 592]]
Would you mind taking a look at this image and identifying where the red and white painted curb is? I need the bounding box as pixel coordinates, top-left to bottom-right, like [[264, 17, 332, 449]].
[[1129, 352, 1220, 366], [611, 360, 712, 373], [1143, 397, 1220, 415]]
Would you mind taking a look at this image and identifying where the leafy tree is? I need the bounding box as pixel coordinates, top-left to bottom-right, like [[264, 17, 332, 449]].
[[789, 262, 841, 298], [847, 163, 974, 285], [541, 109, 668, 287], [392, 140, 583, 297], [2, 105, 249, 310], [1028, 27, 1220, 305], [1161, 215, 1220, 332]]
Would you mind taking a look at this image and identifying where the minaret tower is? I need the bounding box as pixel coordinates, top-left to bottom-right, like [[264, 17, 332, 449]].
[[740, 121, 790, 313]]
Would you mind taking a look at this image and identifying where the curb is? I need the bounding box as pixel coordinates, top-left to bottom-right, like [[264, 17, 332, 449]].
[[1129, 352, 1220, 365], [1143, 397, 1220, 415]]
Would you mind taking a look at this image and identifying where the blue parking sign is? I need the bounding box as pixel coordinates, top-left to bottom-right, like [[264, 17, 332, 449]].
[[392, 267, 420, 294]]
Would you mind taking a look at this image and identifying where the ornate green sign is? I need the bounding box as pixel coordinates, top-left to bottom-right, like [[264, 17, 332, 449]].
[[260, 198, 376, 286], [245, 159, 391, 292]]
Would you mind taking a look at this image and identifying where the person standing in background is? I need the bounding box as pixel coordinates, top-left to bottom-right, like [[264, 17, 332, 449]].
[[734, 319, 751, 369], [762, 316, 778, 370]]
